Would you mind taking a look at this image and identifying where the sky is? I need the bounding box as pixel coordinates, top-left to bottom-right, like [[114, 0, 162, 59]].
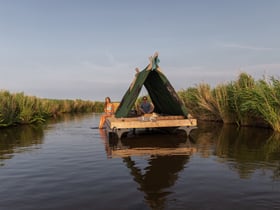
[[0, 0, 280, 101]]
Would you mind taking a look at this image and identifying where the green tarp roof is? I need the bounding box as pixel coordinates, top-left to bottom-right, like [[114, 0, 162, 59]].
[[115, 54, 188, 118]]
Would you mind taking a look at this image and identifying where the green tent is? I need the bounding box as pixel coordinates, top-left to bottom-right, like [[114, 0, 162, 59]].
[[115, 54, 188, 118]]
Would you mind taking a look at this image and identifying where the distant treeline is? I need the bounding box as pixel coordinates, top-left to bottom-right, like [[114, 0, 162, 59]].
[[0, 90, 104, 127], [178, 72, 280, 132]]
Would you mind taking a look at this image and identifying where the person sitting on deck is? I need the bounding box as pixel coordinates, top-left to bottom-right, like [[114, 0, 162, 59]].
[[139, 96, 154, 115], [99, 96, 114, 129]]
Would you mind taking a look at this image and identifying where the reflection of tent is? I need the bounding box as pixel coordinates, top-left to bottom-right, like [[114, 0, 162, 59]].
[[104, 132, 194, 209], [123, 155, 190, 209], [115, 52, 188, 118]]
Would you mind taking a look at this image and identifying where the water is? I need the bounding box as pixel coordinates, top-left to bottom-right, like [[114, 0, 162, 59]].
[[0, 113, 279, 210]]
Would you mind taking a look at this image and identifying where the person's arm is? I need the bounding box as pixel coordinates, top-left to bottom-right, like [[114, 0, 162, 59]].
[[149, 103, 154, 113]]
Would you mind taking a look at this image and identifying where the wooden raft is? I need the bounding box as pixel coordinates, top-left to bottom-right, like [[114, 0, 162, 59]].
[[105, 115, 197, 139]]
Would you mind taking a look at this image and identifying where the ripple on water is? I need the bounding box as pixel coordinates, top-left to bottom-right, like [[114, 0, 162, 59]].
[[1, 114, 280, 210]]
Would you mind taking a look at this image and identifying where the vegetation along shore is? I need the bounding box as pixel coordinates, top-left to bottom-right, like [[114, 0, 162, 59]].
[[1, 72, 280, 132], [0, 90, 104, 127], [178, 72, 280, 132]]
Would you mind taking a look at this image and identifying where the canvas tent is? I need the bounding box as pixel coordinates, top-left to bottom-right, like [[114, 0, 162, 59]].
[[115, 53, 188, 118]]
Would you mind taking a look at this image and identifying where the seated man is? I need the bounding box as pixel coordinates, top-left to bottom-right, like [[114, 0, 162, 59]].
[[139, 96, 154, 115]]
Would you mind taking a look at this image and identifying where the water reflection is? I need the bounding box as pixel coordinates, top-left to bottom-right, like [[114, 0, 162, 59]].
[[102, 131, 196, 209], [103, 129, 197, 157], [46, 113, 92, 124], [0, 113, 92, 167], [123, 155, 189, 209], [99, 128, 113, 158], [100, 124, 280, 209], [0, 125, 44, 166], [1, 114, 279, 209], [196, 122, 280, 180]]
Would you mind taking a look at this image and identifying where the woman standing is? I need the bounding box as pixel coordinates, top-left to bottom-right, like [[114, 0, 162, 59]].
[[99, 97, 114, 129]]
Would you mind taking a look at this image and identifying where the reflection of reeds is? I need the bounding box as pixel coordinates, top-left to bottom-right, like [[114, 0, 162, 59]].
[[179, 72, 280, 131], [193, 122, 280, 179], [215, 125, 278, 179], [0, 90, 99, 127], [263, 132, 280, 161], [0, 124, 44, 165]]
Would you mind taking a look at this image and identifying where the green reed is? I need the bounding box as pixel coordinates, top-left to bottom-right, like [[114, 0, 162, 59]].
[[178, 72, 280, 132], [240, 77, 280, 131], [0, 90, 99, 128], [0, 90, 19, 127], [178, 84, 221, 121]]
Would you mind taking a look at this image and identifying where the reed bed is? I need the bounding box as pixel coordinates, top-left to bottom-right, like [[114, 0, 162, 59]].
[[3, 72, 280, 132], [178, 72, 280, 132], [0, 90, 100, 127]]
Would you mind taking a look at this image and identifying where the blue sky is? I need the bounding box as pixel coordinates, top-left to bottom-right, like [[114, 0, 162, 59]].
[[1, 0, 280, 101]]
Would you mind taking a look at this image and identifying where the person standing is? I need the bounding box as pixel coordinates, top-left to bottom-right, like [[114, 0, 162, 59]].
[[99, 97, 114, 129]]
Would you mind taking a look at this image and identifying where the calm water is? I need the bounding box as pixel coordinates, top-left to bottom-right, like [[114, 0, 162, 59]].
[[0, 113, 279, 210]]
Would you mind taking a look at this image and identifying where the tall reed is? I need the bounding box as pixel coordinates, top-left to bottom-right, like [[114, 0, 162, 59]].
[[240, 77, 280, 131], [14, 92, 44, 124], [0, 90, 19, 126], [212, 83, 236, 123], [195, 83, 222, 121], [178, 72, 280, 132], [231, 73, 258, 126], [178, 87, 200, 117], [179, 84, 222, 121], [0, 90, 99, 128]]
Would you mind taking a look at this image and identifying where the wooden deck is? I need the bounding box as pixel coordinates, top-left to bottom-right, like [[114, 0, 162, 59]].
[[105, 115, 197, 139]]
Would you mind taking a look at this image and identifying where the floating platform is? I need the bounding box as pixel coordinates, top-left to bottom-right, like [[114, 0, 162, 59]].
[[105, 115, 197, 139], [106, 53, 199, 139]]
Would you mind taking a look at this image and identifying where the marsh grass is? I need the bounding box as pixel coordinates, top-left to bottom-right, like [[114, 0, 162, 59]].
[[0, 90, 99, 127], [241, 77, 280, 131], [0, 90, 19, 127], [179, 72, 280, 132], [213, 84, 236, 124], [178, 85, 221, 121]]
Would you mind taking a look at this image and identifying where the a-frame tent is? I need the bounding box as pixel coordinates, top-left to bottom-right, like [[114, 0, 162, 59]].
[[115, 53, 188, 118]]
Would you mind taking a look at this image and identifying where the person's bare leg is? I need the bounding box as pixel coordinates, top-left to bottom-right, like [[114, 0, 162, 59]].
[[99, 115, 105, 129]]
